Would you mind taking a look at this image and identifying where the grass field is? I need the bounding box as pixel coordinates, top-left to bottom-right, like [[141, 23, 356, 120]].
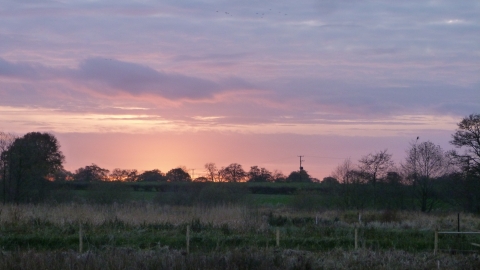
[[2, 190, 480, 269], [1, 203, 480, 251]]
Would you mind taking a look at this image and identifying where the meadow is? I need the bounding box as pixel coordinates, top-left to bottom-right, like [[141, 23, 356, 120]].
[[0, 181, 479, 269], [1, 199, 480, 269]]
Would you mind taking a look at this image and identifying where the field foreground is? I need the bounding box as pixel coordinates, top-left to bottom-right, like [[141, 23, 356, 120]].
[[1, 248, 480, 270], [1, 203, 480, 269]]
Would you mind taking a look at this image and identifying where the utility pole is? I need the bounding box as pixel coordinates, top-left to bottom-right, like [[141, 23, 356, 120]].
[[298, 155, 304, 171], [190, 169, 195, 179]]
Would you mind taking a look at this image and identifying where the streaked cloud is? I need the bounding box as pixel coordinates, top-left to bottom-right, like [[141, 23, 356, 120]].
[[0, 104, 459, 137], [0, 0, 479, 177]]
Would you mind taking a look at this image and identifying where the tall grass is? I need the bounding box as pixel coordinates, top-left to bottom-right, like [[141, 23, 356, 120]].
[[1, 203, 479, 231], [1, 203, 480, 255], [0, 203, 263, 231]]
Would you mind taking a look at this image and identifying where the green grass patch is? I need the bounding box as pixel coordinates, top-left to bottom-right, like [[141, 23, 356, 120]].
[[0, 218, 439, 253]]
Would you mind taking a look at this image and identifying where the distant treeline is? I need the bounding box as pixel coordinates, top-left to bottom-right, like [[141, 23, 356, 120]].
[[1, 114, 479, 213], [47, 175, 477, 213]]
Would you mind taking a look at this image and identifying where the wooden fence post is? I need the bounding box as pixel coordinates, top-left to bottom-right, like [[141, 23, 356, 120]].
[[276, 228, 280, 247], [186, 225, 190, 254], [434, 229, 438, 255], [79, 223, 83, 253], [354, 227, 358, 250], [458, 213, 460, 232]]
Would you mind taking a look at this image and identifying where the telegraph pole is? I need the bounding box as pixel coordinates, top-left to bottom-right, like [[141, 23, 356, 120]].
[[298, 155, 304, 171]]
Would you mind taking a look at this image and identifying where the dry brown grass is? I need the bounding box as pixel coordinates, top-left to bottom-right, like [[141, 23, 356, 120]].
[[1, 203, 480, 268], [0, 203, 264, 230], [1, 203, 479, 232]]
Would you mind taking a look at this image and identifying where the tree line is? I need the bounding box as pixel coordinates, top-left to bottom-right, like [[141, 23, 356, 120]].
[[0, 114, 479, 210], [0, 133, 314, 203], [328, 114, 480, 212], [55, 162, 312, 184]]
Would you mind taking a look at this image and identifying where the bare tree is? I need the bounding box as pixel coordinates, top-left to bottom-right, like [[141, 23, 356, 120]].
[[358, 149, 394, 208], [333, 158, 376, 210], [332, 158, 353, 184], [204, 162, 218, 182], [402, 141, 451, 212], [450, 114, 480, 176]]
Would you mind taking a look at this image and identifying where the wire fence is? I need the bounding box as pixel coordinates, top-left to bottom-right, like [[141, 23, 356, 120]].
[[434, 231, 480, 255]]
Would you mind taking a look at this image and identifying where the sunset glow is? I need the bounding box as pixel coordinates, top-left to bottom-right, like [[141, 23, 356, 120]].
[[1, 1, 478, 179]]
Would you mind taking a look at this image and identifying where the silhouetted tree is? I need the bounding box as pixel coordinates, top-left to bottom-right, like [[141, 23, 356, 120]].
[[286, 170, 311, 182], [0, 132, 16, 204], [322, 177, 339, 185], [137, 169, 166, 182], [333, 159, 370, 209], [110, 169, 138, 182], [402, 141, 452, 212], [272, 170, 287, 182], [193, 176, 209, 182], [74, 164, 109, 182], [358, 149, 394, 209], [247, 166, 273, 182], [332, 158, 353, 184], [204, 162, 218, 182], [2, 132, 65, 203], [53, 168, 74, 182], [450, 114, 480, 176], [218, 163, 246, 182], [166, 168, 191, 182], [448, 114, 480, 212]]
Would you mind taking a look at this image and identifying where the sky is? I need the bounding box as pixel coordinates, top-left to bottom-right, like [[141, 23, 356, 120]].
[[0, 0, 479, 179]]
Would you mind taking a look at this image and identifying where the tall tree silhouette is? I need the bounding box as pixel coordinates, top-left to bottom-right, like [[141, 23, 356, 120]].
[[2, 132, 64, 203]]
